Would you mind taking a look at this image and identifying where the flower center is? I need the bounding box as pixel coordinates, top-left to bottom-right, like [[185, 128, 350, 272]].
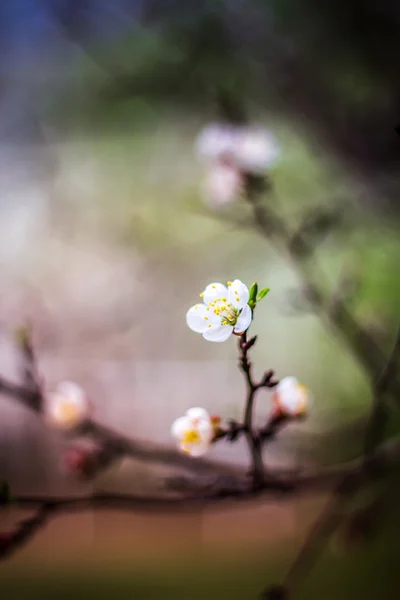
[[182, 429, 201, 444], [57, 402, 80, 425], [208, 297, 239, 327]]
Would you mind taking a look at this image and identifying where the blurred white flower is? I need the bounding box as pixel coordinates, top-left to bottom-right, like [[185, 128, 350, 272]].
[[195, 122, 240, 163], [196, 122, 280, 176], [273, 376, 310, 417], [186, 279, 252, 342], [235, 127, 280, 174], [171, 407, 218, 457], [202, 163, 243, 207], [47, 381, 90, 430]]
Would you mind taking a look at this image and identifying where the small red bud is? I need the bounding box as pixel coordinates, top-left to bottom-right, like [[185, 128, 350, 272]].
[[63, 446, 97, 479]]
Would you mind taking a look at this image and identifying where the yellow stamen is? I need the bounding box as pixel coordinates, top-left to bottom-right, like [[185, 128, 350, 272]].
[[182, 429, 201, 444], [57, 402, 80, 426]]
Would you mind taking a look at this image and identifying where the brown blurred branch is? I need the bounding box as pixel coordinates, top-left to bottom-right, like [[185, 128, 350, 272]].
[[0, 504, 54, 561], [245, 179, 399, 393], [364, 328, 400, 464], [0, 370, 238, 478], [1, 432, 400, 565], [0, 326, 279, 488], [262, 326, 400, 598]]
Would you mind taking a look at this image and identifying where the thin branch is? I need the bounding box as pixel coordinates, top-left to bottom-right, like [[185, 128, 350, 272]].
[[238, 331, 265, 489], [16, 325, 43, 410], [237, 331, 282, 489], [0, 373, 239, 477], [0, 377, 40, 411]]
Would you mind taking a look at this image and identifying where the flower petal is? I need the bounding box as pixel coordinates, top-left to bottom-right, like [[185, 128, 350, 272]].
[[186, 303, 215, 333], [56, 381, 86, 404], [180, 440, 210, 457], [196, 419, 214, 443], [275, 377, 310, 415], [203, 324, 233, 342], [235, 127, 280, 174], [186, 407, 210, 422], [202, 164, 242, 208], [195, 123, 240, 163], [227, 279, 249, 309], [171, 416, 190, 439], [277, 377, 299, 394], [233, 304, 252, 334], [202, 283, 229, 306]]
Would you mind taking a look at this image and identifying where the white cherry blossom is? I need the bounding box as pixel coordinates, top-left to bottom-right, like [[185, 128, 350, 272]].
[[47, 381, 90, 430], [196, 122, 280, 175], [235, 127, 280, 174], [186, 279, 252, 342], [171, 407, 219, 457], [273, 376, 310, 417]]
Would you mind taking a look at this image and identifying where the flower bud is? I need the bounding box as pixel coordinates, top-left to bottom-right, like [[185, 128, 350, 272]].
[[272, 376, 310, 417], [47, 381, 90, 430], [62, 446, 98, 479]]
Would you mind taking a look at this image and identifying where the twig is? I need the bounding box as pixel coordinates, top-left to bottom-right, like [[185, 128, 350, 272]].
[[238, 331, 265, 489], [237, 330, 282, 489], [0, 373, 240, 477], [15, 325, 43, 411]]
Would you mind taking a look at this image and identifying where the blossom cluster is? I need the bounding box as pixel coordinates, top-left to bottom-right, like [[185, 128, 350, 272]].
[[196, 122, 279, 207], [171, 278, 312, 457], [43, 277, 311, 468]]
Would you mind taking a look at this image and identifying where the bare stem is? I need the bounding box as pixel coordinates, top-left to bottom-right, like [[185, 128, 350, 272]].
[[238, 331, 265, 489]]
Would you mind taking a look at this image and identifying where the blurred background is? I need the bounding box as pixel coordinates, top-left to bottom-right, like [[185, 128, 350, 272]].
[[0, 1, 399, 598]]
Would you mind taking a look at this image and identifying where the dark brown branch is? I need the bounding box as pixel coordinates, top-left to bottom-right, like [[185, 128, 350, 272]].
[[82, 419, 238, 476], [0, 377, 40, 411], [0, 503, 54, 561], [3, 433, 400, 564], [238, 331, 268, 489]]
